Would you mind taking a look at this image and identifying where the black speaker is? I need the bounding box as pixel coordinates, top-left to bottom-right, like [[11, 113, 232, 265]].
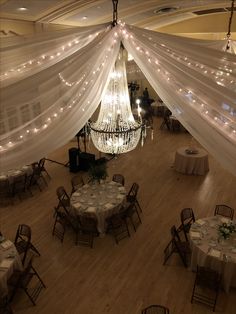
[[79, 152, 95, 171], [68, 148, 79, 173]]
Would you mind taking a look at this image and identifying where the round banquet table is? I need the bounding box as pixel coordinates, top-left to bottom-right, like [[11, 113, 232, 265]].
[[0, 238, 23, 296], [189, 216, 236, 293], [0, 165, 33, 184], [70, 181, 126, 234], [174, 146, 209, 175]]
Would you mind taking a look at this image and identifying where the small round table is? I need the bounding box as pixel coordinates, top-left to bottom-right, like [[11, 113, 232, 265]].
[[174, 146, 209, 175], [189, 216, 236, 292], [71, 181, 126, 234]]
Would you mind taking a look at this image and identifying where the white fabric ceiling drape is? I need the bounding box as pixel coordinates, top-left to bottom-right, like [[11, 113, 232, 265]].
[[0, 24, 120, 170], [123, 25, 236, 175], [0, 23, 236, 175]]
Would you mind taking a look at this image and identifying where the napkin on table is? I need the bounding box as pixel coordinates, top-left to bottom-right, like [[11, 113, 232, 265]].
[[221, 217, 231, 224], [1, 240, 13, 250], [190, 231, 201, 239], [209, 249, 221, 258], [118, 187, 125, 192], [73, 202, 82, 209], [196, 219, 206, 226], [86, 207, 96, 213], [116, 194, 124, 199], [105, 203, 113, 209]]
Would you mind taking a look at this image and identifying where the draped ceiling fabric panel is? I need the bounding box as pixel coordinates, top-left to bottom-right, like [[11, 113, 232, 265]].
[[0, 24, 121, 170], [0, 23, 236, 176], [122, 25, 236, 176]]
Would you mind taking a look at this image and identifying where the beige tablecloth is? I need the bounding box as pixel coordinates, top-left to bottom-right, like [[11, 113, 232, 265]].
[[174, 146, 209, 175], [71, 181, 126, 233], [189, 216, 236, 292], [0, 239, 23, 296]]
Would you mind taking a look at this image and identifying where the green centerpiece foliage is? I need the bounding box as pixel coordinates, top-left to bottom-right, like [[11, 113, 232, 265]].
[[218, 222, 236, 239], [88, 159, 108, 183]]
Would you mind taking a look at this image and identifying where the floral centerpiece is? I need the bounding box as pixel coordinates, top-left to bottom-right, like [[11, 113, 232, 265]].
[[218, 222, 236, 239], [88, 158, 108, 183]]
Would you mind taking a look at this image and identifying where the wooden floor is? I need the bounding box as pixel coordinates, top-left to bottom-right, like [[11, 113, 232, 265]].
[[1, 117, 236, 314]]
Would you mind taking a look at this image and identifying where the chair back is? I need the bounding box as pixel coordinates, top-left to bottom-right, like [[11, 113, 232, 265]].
[[79, 216, 98, 234], [112, 174, 125, 186], [181, 208, 195, 224], [38, 158, 45, 170], [170, 225, 181, 242], [15, 224, 31, 243], [57, 186, 69, 201], [191, 265, 221, 311], [214, 204, 234, 220], [71, 175, 84, 193], [141, 304, 169, 314], [127, 182, 139, 200]]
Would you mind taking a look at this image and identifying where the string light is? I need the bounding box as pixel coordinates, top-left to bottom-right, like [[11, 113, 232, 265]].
[[0, 30, 103, 82], [0, 32, 119, 152], [121, 25, 236, 144]]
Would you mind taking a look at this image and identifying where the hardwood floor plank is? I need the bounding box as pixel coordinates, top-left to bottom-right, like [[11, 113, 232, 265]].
[[1, 117, 235, 313]]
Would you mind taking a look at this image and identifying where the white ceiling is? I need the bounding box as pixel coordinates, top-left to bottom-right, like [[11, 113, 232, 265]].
[[0, 0, 234, 31]]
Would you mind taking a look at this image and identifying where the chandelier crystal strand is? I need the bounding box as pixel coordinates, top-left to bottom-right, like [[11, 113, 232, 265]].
[[90, 47, 142, 154]]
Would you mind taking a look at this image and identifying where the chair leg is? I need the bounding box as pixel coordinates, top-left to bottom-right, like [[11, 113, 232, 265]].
[[24, 289, 36, 306], [135, 200, 142, 213], [21, 250, 28, 266], [30, 244, 41, 256]]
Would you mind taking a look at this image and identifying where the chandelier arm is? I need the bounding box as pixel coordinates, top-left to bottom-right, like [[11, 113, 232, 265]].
[[90, 125, 142, 134], [226, 0, 235, 50]]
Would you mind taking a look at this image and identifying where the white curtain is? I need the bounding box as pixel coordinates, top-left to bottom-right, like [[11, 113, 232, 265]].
[[0, 23, 236, 176], [0, 24, 120, 170], [122, 25, 236, 176]]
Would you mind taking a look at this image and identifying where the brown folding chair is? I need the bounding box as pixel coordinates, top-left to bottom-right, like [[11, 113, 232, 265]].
[[38, 158, 51, 180], [106, 212, 130, 244], [71, 175, 84, 194], [214, 204, 234, 220], [163, 225, 191, 268], [141, 304, 170, 314], [77, 216, 99, 248], [121, 201, 142, 232], [127, 182, 142, 212], [112, 174, 125, 186], [14, 224, 40, 265], [56, 186, 71, 215], [8, 257, 46, 305], [52, 207, 68, 243], [191, 265, 221, 312], [178, 208, 195, 241]]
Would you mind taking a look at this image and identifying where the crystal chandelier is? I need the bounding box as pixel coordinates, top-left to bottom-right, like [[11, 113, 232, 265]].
[[90, 47, 142, 154]]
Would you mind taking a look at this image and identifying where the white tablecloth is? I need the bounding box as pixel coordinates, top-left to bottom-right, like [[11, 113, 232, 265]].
[[0, 165, 33, 184], [71, 181, 126, 233], [0, 239, 23, 296], [190, 216, 236, 292], [174, 146, 209, 175]]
